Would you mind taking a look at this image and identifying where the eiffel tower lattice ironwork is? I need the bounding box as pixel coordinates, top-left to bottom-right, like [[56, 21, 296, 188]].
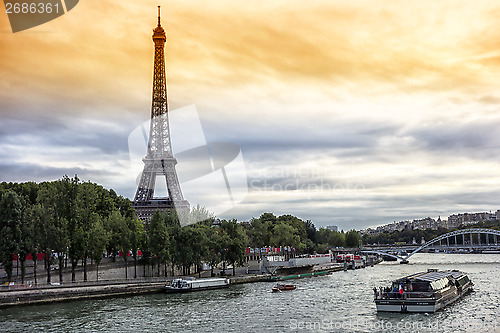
[[133, 6, 189, 221]]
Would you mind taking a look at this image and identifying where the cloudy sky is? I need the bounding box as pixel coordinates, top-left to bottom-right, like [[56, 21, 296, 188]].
[[1, 0, 500, 230]]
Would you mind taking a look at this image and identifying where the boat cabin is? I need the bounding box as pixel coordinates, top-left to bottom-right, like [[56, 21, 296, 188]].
[[377, 269, 470, 300]]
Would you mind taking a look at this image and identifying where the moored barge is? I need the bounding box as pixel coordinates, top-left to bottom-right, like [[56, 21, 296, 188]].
[[374, 269, 473, 313], [164, 278, 230, 293]]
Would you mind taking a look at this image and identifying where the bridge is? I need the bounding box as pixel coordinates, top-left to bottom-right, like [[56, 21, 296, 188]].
[[361, 228, 500, 263]]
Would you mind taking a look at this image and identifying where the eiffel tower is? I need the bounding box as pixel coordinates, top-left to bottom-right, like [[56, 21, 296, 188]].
[[133, 6, 189, 221]]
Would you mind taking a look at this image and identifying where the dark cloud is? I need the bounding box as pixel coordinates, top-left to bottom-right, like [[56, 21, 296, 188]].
[[406, 121, 500, 157], [0, 113, 133, 156], [222, 186, 500, 230], [201, 117, 397, 152], [0, 161, 103, 183]]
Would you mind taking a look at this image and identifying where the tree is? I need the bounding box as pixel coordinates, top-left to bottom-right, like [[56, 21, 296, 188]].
[[38, 179, 73, 283], [88, 217, 107, 281], [104, 211, 125, 262], [188, 225, 209, 277], [270, 223, 301, 249], [248, 215, 273, 247], [164, 210, 181, 276], [277, 215, 307, 242], [36, 188, 55, 284], [304, 220, 317, 244], [204, 225, 223, 277], [140, 218, 153, 277], [173, 226, 194, 275], [70, 180, 93, 283], [18, 196, 33, 284], [330, 231, 346, 248], [118, 218, 132, 279], [221, 220, 246, 276], [128, 217, 144, 279], [24, 204, 44, 285], [0, 191, 22, 282], [188, 204, 214, 225], [149, 211, 168, 277], [104, 210, 131, 278], [316, 228, 332, 244], [345, 230, 361, 248]]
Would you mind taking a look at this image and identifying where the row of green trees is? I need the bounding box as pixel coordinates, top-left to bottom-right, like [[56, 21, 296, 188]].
[[0, 176, 141, 284], [0, 177, 242, 284], [0, 178, 363, 284], [146, 211, 246, 277], [244, 212, 361, 252]]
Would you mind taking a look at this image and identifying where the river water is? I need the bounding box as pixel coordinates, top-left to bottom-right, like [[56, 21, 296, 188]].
[[1, 253, 499, 332]]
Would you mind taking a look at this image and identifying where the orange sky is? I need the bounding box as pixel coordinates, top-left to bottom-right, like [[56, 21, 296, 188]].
[[2, 1, 500, 228]]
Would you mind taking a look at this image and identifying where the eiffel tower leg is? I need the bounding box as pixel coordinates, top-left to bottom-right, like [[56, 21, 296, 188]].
[[135, 167, 156, 202], [162, 160, 184, 201]]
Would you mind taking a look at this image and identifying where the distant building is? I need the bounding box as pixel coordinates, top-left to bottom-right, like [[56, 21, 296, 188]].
[[412, 217, 437, 230], [326, 225, 338, 232], [359, 209, 500, 236], [447, 211, 497, 227]]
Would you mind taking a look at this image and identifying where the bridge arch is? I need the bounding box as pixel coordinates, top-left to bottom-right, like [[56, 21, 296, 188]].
[[361, 228, 500, 263], [403, 228, 500, 261]]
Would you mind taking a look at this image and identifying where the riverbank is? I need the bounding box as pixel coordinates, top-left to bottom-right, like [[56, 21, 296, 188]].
[[0, 274, 269, 308], [0, 280, 166, 308], [0, 259, 381, 308]]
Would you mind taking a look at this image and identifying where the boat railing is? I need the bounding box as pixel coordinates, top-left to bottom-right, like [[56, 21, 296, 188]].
[[374, 288, 434, 300]]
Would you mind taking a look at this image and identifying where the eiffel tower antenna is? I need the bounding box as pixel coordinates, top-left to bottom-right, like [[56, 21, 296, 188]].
[[133, 6, 190, 221]]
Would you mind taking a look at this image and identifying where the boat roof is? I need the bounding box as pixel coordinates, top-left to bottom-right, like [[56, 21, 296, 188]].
[[395, 270, 466, 283], [175, 277, 228, 283], [415, 271, 452, 282], [194, 278, 228, 282]]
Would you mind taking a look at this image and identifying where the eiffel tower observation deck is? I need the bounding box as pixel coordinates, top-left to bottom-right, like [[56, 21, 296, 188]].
[[133, 6, 189, 221]]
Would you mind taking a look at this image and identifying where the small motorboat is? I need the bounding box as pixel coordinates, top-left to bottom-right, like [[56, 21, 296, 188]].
[[272, 284, 296, 292]]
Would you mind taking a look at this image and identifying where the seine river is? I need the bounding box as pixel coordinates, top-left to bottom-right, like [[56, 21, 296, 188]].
[[1, 253, 499, 332]]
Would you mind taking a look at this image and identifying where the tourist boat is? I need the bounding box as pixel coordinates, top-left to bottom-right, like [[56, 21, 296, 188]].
[[272, 284, 296, 292], [164, 277, 230, 293], [374, 269, 473, 313]]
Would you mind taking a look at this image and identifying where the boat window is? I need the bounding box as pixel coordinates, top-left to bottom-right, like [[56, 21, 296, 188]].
[[430, 278, 447, 291], [412, 282, 429, 292], [456, 276, 469, 287]]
